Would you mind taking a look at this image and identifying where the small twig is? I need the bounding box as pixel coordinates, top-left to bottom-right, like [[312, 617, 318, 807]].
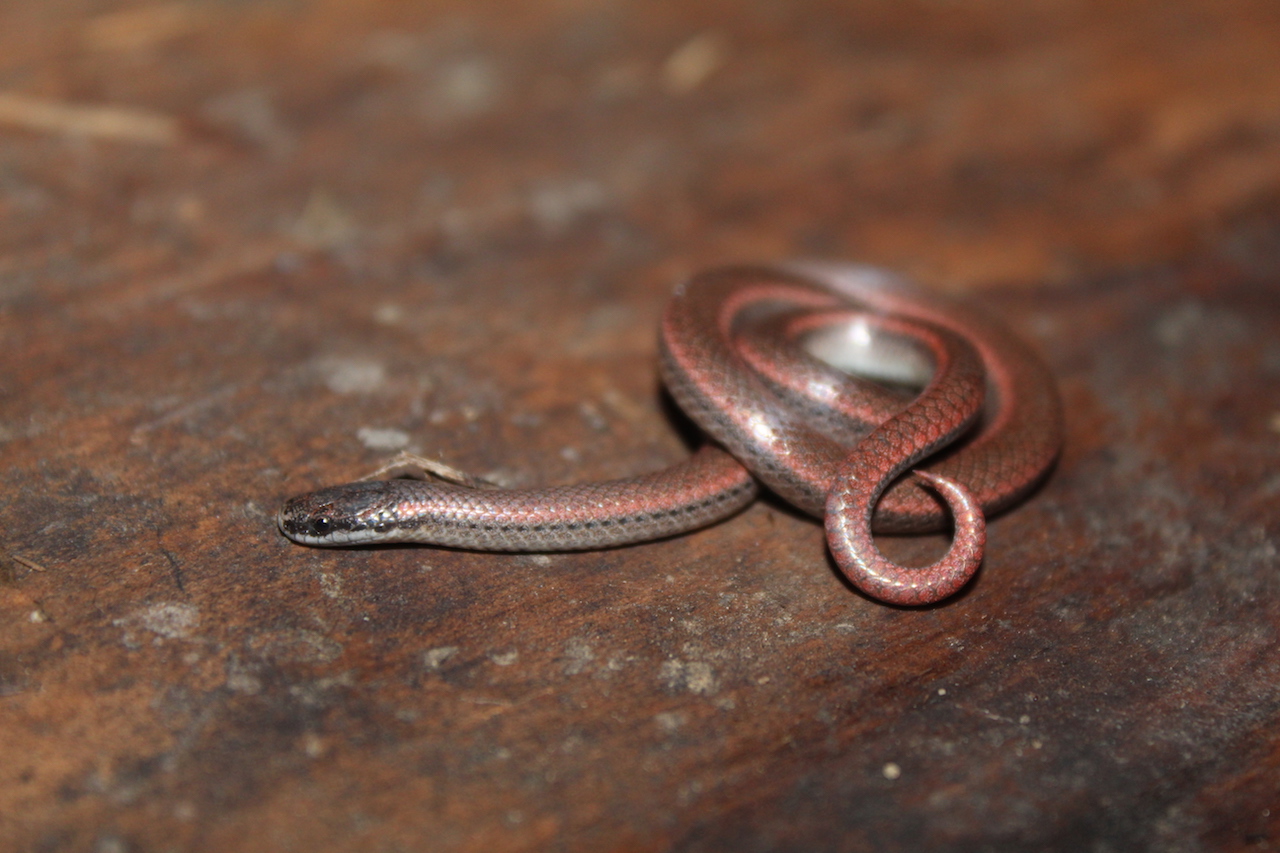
[[10, 553, 47, 573], [0, 92, 179, 145], [361, 451, 501, 489]]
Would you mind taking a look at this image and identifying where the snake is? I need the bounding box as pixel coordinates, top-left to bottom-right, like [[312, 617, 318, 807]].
[[277, 262, 1062, 605]]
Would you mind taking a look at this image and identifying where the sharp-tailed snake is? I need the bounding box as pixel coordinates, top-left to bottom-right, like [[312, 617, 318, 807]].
[[278, 262, 1062, 606]]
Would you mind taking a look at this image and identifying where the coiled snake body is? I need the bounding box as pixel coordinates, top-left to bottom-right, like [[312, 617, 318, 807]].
[[278, 262, 1062, 606]]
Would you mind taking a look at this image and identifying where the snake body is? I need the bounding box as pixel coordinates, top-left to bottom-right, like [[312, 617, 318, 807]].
[[278, 262, 1062, 605]]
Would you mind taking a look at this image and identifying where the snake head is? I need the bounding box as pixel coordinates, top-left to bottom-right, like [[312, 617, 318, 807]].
[[277, 480, 408, 546]]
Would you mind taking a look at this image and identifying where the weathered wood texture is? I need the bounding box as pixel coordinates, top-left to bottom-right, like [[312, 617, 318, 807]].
[[2, 1, 1279, 850]]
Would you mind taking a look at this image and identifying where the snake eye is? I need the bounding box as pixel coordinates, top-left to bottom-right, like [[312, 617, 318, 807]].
[[310, 516, 332, 536], [373, 520, 392, 533]]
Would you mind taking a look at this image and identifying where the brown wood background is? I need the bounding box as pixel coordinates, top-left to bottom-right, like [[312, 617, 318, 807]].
[[2, 1, 1278, 851]]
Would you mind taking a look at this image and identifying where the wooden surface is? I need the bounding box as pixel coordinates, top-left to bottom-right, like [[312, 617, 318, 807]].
[[2, 1, 1279, 850]]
